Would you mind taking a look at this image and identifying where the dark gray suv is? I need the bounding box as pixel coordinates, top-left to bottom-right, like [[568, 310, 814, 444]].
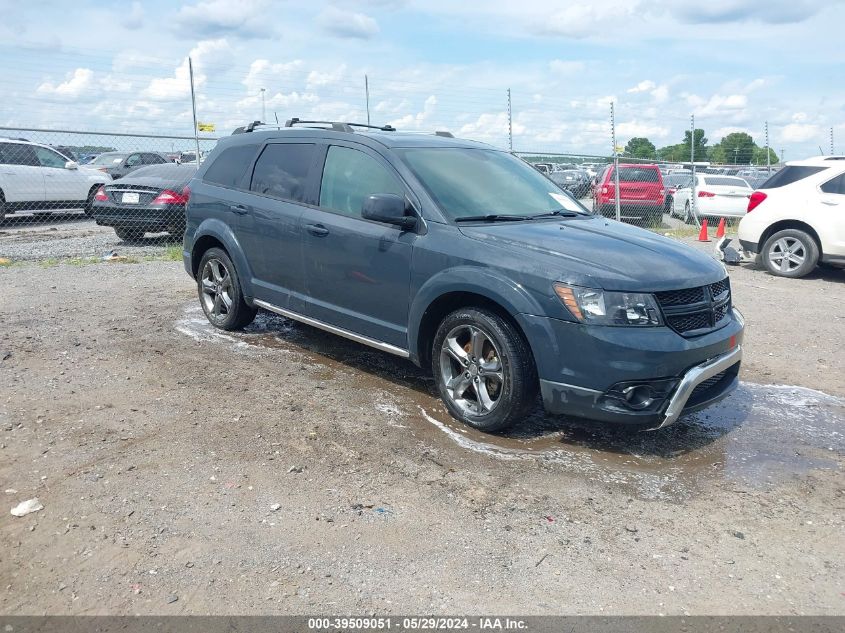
[[183, 120, 744, 432]]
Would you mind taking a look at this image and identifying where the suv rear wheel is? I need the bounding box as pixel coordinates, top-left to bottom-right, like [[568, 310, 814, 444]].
[[432, 307, 537, 432], [197, 247, 256, 330], [761, 228, 819, 278]]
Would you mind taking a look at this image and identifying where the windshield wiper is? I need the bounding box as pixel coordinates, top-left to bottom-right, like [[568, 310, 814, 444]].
[[530, 209, 582, 219], [453, 214, 532, 223]]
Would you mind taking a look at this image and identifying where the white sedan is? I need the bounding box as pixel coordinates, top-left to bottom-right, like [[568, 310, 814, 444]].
[[671, 175, 753, 222]]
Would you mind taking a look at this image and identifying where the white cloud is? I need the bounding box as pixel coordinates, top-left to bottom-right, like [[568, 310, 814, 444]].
[[650, 84, 669, 102], [175, 0, 274, 38], [531, 1, 640, 38], [627, 80, 656, 93], [242, 59, 305, 93], [688, 93, 748, 117], [307, 65, 348, 90], [143, 39, 231, 101], [780, 123, 821, 143], [390, 95, 437, 129], [36, 68, 95, 99], [317, 6, 380, 39], [618, 121, 670, 138]]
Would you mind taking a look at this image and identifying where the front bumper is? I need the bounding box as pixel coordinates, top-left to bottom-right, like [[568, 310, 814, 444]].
[[519, 309, 744, 429]]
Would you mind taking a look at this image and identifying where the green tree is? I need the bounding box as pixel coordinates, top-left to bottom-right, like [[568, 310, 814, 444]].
[[752, 146, 779, 166], [712, 132, 756, 165], [683, 128, 708, 161], [624, 137, 656, 159], [657, 143, 686, 162]]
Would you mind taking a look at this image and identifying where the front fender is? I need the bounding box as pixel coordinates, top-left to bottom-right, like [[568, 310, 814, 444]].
[[408, 266, 550, 364], [189, 218, 256, 300]]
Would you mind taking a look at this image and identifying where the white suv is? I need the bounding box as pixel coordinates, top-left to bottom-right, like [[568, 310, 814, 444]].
[[738, 156, 845, 278], [0, 138, 110, 221]]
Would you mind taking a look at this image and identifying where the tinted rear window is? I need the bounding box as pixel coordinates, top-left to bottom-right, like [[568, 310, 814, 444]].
[[616, 167, 660, 183], [820, 173, 845, 195], [759, 166, 827, 189], [704, 177, 750, 187], [203, 144, 259, 188], [250, 143, 315, 202]]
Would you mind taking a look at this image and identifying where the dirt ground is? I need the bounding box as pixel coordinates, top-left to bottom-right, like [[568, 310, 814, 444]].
[[0, 245, 843, 616]]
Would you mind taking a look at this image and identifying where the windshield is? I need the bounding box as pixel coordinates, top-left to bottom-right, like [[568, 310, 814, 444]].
[[399, 148, 588, 220], [90, 153, 126, 165]]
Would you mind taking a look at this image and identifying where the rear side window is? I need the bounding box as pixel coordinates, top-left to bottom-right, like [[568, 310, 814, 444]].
[[760, 166, 827, 189], [0, 143, 39, 166], [319, 146, 404, 217], [820, 173, 845, 195], [249, 143, 315, 202], [616, 167, 660, 183], [203, 144, 259, 189]]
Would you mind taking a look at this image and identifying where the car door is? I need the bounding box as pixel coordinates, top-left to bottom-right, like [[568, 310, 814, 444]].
[[240, 141, 320, 311], [673, 178, 693, 214], [34, 146, 86, 203], [818, 172, 845, 255], [302, 142, 415, 349], [0, 143, 45, 205]]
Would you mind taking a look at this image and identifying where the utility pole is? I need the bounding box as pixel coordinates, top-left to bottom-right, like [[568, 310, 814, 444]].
[[690, 114, 700, 227], [260, 88, 266, 122], [610, 102, 620, 222], [507, 88, 513, 152], [733, 146, 740, 165], [831, 126, 835, 156], [765, 120, 771, 175], [780, 148, 785, 163], [365, 75, 370, 126], [188, 57, 201, 166]]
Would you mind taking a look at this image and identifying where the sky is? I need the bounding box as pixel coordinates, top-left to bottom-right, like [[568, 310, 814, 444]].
[[1, 0, 843, 159]]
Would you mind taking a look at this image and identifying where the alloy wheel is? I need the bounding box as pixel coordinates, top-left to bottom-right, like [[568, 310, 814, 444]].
[[200, 258, 234, 324], [439, 324, 505, 417], [768, 237, 806, 273]]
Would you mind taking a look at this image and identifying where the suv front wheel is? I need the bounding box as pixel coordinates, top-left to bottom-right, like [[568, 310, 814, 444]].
[[432, 308, 537, 432], [197, 247, 257, 330]]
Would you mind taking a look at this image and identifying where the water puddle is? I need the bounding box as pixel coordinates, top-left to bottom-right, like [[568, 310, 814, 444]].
[[176, 304, 844, 500]]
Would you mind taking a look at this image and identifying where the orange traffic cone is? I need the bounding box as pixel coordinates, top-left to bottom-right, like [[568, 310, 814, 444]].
[[716, 217, 726, 238], [698, 219, 710, 242]]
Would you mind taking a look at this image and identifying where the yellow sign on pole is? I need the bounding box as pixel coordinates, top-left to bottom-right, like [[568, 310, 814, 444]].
[[197, 122, 215, 132], [615, 145, 624, 154]]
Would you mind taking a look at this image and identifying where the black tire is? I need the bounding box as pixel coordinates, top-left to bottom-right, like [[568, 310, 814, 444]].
[[114, 226, 144, 241], [83, 185, 100, 217], [761, 228, 819, 278], [431, 307, 538, 433], [196, 247, 256, 330], [0, 190, 5, 224], [664, 195, 673, 214], [684, 202, 694, 224]]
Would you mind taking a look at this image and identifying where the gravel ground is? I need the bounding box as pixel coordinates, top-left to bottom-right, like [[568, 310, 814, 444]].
[[0, 223, 843, 616], [0, 214, 177, 261]]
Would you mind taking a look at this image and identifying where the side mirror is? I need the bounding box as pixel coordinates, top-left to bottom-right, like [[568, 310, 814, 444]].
[[361, 193, 416, 229], [64, 161, 78, 170]]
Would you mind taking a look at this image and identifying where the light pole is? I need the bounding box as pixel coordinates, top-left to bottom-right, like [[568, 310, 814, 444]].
[[733, 146, 740, 165], [260, 88, 266, 122]]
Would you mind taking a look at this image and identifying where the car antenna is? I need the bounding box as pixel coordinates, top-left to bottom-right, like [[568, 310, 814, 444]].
[[274, 112, 279, 125]]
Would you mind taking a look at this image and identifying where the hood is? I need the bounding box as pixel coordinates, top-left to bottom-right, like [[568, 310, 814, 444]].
[[458, 216, 727, 291]]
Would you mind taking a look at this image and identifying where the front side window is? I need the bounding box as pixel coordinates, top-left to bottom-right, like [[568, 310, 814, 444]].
[[820, 173, 845, 195], [34, 146, 68, 168], [126, 154, 142, 167], [250, 143, 315, 202], [319, 146, 404, 217], [399, 148, 585, 219]]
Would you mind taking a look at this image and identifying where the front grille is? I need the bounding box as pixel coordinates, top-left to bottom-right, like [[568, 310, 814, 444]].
[[655, 287, 705, 306], [655, 278, 732, 336]]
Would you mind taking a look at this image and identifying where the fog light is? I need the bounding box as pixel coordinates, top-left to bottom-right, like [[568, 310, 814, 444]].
[[622, 385, 654, 410]]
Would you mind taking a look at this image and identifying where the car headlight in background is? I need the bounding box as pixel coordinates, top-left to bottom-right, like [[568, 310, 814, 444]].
[[553, 283, 662, 326]]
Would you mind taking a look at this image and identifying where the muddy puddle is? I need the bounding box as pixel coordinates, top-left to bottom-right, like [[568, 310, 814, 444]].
[[176, 304, 844, 500]]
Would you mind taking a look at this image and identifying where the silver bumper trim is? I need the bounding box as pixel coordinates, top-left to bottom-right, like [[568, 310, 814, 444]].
[[658, 344, 743, 429]]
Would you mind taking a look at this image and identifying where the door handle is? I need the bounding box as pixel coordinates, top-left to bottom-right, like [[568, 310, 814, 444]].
[[229, 204, 249, 215], [306, 223, 330, 237]]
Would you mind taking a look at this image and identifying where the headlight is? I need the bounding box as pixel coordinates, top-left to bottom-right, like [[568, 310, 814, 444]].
[[553, 283, 662, 326]]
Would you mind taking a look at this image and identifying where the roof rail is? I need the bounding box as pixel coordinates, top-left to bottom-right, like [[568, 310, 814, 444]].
[[285, 117, 396, 132]]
